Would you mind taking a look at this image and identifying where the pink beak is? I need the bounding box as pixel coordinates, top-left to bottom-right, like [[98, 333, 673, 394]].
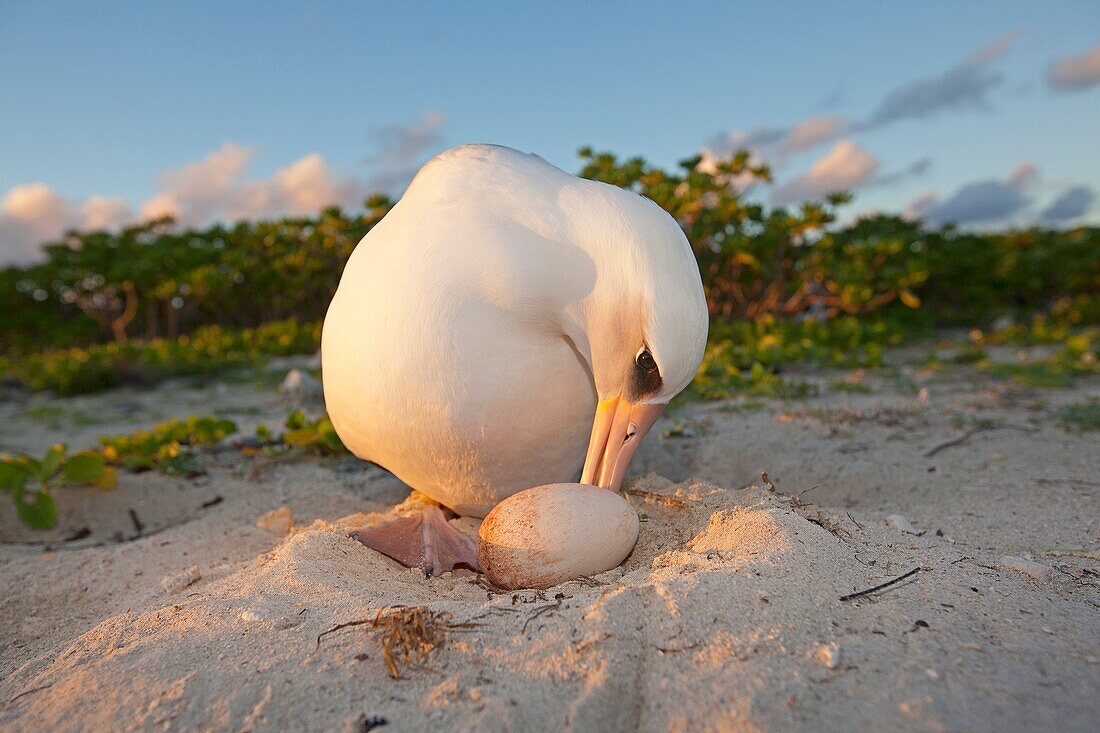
[[579, 395, 665, 492]]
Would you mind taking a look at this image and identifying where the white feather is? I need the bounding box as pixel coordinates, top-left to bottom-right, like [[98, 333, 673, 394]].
[[322, 144, 707, 516]]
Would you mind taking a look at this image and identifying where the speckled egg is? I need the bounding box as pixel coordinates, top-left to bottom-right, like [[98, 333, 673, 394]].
[[477, 483, 639, 590]]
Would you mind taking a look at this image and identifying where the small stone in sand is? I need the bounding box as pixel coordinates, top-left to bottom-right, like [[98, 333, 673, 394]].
[[886, 514, 920, 535], [815, 642, 842, 669], [240, 608, 306, 630], [256, 506, 295, 535], [160, 566, 201, 594], [998, 555, 1051, 582], [280, 368, 323, 406]]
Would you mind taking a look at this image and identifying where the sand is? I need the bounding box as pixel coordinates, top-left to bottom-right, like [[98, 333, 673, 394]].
[[1, 354, 1098, 732]]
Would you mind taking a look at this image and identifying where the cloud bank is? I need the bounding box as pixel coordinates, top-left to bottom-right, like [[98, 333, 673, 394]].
[[1040, 185, 1095, 224], [770, 141, 880, 206], [0, 185, 134, 265], [0, 112, 446, 265], [860, 37, 1012, 129], [904, 164, 1038, 226]]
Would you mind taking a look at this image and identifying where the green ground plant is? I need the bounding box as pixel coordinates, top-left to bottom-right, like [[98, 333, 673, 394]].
[[98, 415, 238, 472], [278, 410, 347, 455], [1057, 402, 1100, 431], [1, 444, 116, 528], [3, 410, 358, 529], [925, 324, 1098, 388], [0, 319, 319, 395]]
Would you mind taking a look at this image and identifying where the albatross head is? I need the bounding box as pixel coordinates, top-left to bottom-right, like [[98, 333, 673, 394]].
[[561, 182, 709, 492]]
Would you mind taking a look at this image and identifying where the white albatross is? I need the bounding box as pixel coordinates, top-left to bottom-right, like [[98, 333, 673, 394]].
[[322, 144, 708, 574]]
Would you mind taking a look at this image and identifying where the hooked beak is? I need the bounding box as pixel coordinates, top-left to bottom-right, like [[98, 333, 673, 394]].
[[580, 395, 665, 492]]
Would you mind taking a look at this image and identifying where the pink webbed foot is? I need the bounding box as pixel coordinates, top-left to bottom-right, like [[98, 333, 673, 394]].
[[351, 506, 483, 576]]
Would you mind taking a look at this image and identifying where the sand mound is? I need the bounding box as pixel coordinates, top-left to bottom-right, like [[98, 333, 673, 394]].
[[0, 480, 815, 729], [2, 475, 1096, 731]]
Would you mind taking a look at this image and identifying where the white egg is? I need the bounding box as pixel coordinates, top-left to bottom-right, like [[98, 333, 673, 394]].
[[477, 483, 640, 590]]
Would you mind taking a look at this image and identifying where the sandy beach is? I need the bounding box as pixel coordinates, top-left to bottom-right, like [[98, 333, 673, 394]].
[[1, 352, 1098, 732]]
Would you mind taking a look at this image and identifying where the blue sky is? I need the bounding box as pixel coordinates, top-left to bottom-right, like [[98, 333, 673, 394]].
[[1, 1, 1098, 263]]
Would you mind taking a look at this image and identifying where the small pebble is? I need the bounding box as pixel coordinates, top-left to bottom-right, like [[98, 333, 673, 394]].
[[886, 514, 920, 535], [160, 566, 201, 594], [256, 506, 295, 535], [280, 368, 324, 406], [240, 608, 305, 629], [925, 669, 940, 681], [815, 642, 842, 669], [998, 555, 1051, 582]]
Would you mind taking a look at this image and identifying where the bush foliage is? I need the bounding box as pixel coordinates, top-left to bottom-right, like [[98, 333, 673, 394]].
[[1, 147, 1097, 395]]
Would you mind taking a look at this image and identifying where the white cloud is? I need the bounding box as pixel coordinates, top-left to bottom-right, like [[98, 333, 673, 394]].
[[0, 145, 363, 265], [1048, 45, 1100, 90], [133, 143, 362, 228], [0, 110, 449, 265], [140, 142, 253, 224], [139, 192, 179, 222], [0, 184, 137, 265], [903, 191, 940, 222], [770, 141, 880, 205], [702, 116, 849, 176], [779, 116, 847, 156], [80, 196, 132, 231]]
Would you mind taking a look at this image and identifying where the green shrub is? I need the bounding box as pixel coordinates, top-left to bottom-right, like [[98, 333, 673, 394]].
[[0, 319, 320, 395], [1, 146, 1096, 402]]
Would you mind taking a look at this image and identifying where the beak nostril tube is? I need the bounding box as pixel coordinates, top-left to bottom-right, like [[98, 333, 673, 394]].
[[581, 399, 665, 491]]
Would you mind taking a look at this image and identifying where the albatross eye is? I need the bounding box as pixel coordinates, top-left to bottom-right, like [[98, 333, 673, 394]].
[[636, 349, 658, 373]]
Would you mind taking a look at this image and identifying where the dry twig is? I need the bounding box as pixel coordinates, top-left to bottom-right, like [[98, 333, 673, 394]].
[[924, 423, 1037, 457], [316, 606, 460, 679], [1034, 477, 1100, 489], [522, 600, 563, 634], [372, 606, 450, 678], [840, 567, 921, 602]]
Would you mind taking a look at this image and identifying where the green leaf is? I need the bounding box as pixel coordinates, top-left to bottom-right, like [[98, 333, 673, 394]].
[[0, 461, 30, 492], [96, 466, 118, 489], [285, 410, 306, 430], [62, 452, 107, 485], [282, 429, 316, 448], [122, 454, 155, 470], [16, 489, 57, 530], [38, 443, 67, 482]]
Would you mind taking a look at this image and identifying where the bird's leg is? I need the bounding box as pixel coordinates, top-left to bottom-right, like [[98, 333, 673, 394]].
[[351, 505, 483, 576]]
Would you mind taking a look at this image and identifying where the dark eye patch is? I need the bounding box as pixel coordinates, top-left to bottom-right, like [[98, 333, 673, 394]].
[[629, 349, 663, 399]]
